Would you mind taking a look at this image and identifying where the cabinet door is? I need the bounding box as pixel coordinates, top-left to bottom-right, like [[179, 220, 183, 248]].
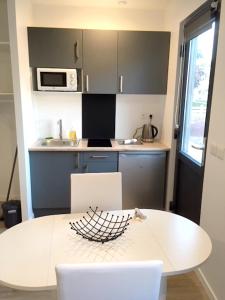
[[30, 152, 82, 215], [82, 152, 118, 173], [119, 152, 166, 209], [83, 30, 117, 94], [118, 31, 170, 94], [27, 27, 82, 68]]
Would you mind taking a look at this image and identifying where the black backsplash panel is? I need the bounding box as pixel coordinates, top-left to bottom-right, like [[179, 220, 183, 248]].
[[82, 94, 116, 139]]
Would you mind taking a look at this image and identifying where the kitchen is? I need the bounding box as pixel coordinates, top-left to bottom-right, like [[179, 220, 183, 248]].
[[1, 0, 225, 299]]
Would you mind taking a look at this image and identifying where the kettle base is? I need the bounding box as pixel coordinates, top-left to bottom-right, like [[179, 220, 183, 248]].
[[141, 138, 154, 143]]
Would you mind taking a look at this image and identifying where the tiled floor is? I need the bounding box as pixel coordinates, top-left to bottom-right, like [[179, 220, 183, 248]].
[[0, 222, 210, 300]]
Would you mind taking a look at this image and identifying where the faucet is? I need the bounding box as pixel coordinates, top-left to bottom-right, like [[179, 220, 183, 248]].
[[57, 119, 62, 140]]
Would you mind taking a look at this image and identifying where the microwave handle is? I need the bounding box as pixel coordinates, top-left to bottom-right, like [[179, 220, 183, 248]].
[[74, 41, 79, 61]]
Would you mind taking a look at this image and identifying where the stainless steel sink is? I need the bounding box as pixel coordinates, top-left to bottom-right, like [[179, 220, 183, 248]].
[[41, 139, 80, 147], [117, 139, 143, 145]]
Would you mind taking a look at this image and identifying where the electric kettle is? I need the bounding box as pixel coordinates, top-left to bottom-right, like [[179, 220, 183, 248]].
[[141, 114, 158, 142]]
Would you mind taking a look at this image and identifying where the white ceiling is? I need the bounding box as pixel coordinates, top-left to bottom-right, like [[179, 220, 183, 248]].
[[31, 0, 170, 10]]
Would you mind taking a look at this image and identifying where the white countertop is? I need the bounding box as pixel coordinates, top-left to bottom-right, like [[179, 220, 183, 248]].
[[29, 139, 170, 152], [0, 209, 211, 290]]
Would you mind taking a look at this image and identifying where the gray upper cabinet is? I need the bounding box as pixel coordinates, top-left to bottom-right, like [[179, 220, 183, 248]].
[[83, 30, 118, 94], [27, 27, 170, 94], [118, 31, 170, 94], [27, 27, 82, 68]]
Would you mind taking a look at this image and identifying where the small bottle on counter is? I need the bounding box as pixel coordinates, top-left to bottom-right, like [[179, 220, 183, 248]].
[[69, 127, 77, 141]]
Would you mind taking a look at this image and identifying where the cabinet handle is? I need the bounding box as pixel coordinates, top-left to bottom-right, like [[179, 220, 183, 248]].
[[86, 75, 89, 92], [74, 153, 80, 169], [119, 75, 123, 93], [83, 164, 88, 172], [90, 155, 109, 159], [74, 41, 79, 61]]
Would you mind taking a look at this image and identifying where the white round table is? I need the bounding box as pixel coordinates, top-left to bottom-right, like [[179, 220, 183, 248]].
[[0, 209, 211, 293]]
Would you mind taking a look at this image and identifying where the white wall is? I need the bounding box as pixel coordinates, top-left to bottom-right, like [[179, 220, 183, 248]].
[[31, 3, 167, 141], [200, 0, 225, 299], [32, 4, 165, 31], [32, 92, 82, 139], [7, 0, 34, 219], [116, 95, 165, 139], [0, 0, 20, 202], [32, 93, 165, 140], [0, 102, 20, 201]]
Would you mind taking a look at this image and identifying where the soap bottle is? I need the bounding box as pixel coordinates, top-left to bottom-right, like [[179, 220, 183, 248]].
[[69, 125, 77, 141]]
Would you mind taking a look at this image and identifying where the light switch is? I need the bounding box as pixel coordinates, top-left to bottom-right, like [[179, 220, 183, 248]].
[[210, 143, 217, 156], [210, 143, 225, 160], [217, 146, 225, 160]]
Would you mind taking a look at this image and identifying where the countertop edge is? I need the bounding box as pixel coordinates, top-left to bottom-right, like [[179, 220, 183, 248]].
[[28, 140, 170, 152]]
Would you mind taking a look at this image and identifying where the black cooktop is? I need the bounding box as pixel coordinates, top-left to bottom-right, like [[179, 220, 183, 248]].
[[87, 139, 112, 147]]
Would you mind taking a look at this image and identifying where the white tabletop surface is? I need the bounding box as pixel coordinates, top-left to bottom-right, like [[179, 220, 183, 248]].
[[0, 209, 212, 291]]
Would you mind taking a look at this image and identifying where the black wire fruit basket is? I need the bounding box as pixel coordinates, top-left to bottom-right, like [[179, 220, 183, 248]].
[[70, 207, 132, 244]]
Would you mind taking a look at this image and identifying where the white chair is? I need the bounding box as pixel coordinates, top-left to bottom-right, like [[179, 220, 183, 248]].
[[70, 172, 122, 213], [56, 260, 163, 300]]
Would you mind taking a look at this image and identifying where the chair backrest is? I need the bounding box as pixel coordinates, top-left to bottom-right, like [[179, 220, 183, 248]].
[[56, 260, 163, 300], [70, 172, 122, 213]]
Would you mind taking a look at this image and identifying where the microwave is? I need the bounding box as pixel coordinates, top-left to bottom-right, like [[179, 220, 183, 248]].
[[37, 68, 77, 91]]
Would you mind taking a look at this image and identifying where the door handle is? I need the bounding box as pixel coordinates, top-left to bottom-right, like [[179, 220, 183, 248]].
[[86, 75, 89, 92], [119, 75, 123, 93], [191, 144, 205, 150], [191, 137, 207, 151], [74, 41, 79, 61], [83, 164, 88, 172], [74, 153, 80, 169], [191, 137, 207, 166]]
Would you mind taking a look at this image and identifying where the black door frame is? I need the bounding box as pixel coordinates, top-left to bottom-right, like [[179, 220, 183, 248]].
[[172, 0, 221, 223]]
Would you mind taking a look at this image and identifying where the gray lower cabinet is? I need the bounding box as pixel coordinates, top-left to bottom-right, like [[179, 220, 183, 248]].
[[119, 152, 166, 209], [83, 30, 118, 94], [29, 151, 118, 217], [30, 151, 166, 216], [118, 31, 171, 94], [82, 152, 118, 173], [27, 27, 83, 68], [30, 152, 82, 217]]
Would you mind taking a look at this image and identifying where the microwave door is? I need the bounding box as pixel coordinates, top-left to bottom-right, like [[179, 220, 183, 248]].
[[39, 72, 67, 91]]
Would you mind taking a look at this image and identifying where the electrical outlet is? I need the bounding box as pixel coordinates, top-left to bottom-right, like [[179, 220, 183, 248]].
[[210, 143, 217, 156], [141, 113, 148, 121]]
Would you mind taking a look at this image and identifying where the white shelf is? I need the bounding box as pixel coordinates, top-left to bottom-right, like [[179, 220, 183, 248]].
[[0, 93, 14, 102], [0, 42, 10, 52], [0, 42, 10, 49]]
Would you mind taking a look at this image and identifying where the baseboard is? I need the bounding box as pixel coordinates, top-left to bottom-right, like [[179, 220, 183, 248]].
[[195, 268, 218, 300]]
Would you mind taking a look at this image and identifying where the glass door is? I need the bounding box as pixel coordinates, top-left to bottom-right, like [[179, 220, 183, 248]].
[[181, 24, 215, 165], [173, 0, 220, 224]]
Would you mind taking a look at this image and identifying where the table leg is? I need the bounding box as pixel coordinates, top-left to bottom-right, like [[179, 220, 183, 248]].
[[159, 277, 167, 300]]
